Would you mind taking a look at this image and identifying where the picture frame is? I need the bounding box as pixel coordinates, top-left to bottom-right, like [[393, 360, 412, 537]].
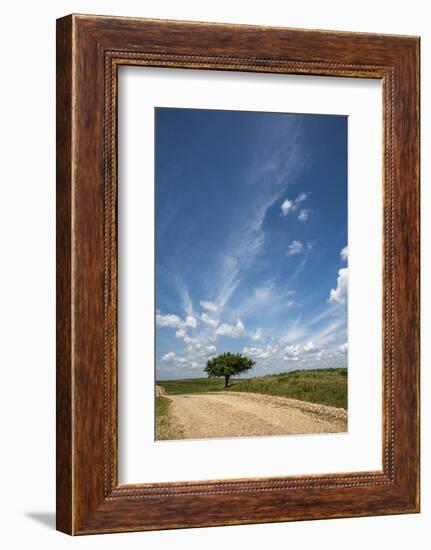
[[56, 14, 420, 535]]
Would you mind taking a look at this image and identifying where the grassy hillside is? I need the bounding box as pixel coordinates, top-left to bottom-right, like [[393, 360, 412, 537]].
[[157, 368, 347, 409], [157, 378, 224, 395]]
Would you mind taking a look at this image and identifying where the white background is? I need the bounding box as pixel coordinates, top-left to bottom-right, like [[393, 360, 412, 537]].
[[119, 67, 382, 483], [0, 1, 428, 548]]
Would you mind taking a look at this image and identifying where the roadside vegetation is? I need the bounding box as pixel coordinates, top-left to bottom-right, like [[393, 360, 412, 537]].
[[157, 368, 347, 409], [155, 395, 183, 440]]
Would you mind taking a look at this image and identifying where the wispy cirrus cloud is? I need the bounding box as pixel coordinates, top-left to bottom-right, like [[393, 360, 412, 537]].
[[298, 209, 311, 222], [287, 240, 304, 256], [200, 300, 219, 312], [212, 119, 307, 309], [201, 312, 219, 328], [155, 109, 348, 379]]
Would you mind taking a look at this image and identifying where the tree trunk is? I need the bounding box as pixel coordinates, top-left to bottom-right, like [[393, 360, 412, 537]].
[[224, 375, 230, 388]]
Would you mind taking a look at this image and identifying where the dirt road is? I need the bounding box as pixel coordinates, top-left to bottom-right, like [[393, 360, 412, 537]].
[[165, 391, 347, 440]]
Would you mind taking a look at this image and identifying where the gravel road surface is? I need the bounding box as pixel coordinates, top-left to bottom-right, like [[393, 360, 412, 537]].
[[165, 391, 347, 440]]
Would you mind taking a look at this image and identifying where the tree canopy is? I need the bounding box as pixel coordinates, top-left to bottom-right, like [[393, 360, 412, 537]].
[[204, 352, 255, 387]]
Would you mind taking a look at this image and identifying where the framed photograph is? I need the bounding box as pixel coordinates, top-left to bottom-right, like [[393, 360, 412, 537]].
[[56, 14, 420, 534]]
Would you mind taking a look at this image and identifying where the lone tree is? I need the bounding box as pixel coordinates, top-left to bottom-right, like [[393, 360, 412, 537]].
[[204, 352, 255, 388]]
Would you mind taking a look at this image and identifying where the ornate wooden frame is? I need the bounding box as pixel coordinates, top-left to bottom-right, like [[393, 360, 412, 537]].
[[56, 14, 420, 535]]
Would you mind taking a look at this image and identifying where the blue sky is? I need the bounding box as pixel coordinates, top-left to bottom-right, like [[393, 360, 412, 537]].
[[155, 107, 348, 380]]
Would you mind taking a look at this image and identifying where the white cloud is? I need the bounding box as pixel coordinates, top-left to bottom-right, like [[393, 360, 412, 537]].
[[340, 246, 348, 261], [302, 341, 324, 355], [295, 192, 308, 204], [339, 342, 348, 353], [281, 193, 309, 217], [251, 328, 262, 341], [191, 362, 199, 368], [201, 313, 219, 328], [328, 267, 348, 304], [284, 344, 301, 357], [156, 313, 182, 328], [157, 312, 198, 330], [204, 345, 217, 356], [284, 344, 301, 361], [182, 330, 218, 361], [184, 315, 197, 328], [190, 342, 202, 350], [303, 341, 315, 353], [243, 344, 277, 359], [287, 240, 304, 256], [175, 328, 187, 339], [200, 300, 219, 312], [283, 341, 321, 362], [216, 319, 245, 338], [160, 352, 176, 363], [298, 209, 311, 222], [280, 198, 293, 216]]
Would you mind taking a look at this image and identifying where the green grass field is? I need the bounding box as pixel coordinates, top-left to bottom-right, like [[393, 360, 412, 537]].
[[157, 367, 347, 409]]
